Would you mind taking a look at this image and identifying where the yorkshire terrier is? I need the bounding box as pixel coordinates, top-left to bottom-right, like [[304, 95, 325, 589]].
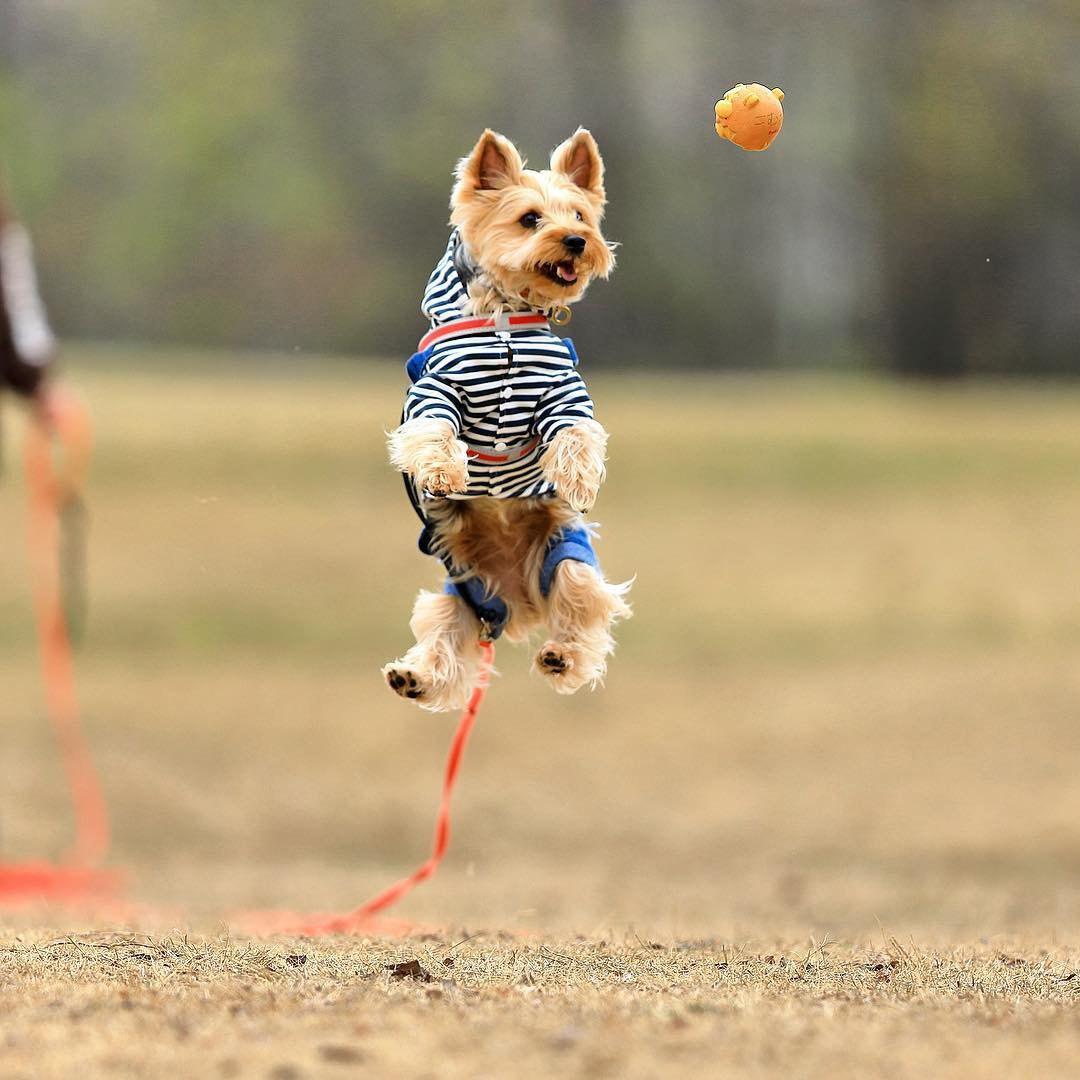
[[383, 128, 631, 712]]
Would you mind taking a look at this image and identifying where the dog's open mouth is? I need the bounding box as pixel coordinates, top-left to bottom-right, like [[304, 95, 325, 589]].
[[539, 260, 579, 287]]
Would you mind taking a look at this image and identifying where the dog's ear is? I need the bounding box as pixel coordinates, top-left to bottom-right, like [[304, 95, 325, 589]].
[[455, 130, 524, 194], [550, 128, 605, 203]]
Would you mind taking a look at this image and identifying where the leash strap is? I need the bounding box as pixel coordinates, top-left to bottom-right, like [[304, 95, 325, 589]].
[[296, 640, 495, 934], [23, 399, 108, 868]]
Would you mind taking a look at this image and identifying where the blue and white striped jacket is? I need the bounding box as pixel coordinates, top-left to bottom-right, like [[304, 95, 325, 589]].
[[403, 230, 594, 500]]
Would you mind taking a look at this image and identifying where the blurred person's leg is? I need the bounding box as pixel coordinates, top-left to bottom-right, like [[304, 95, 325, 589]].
[[0, 213, 56, 396]]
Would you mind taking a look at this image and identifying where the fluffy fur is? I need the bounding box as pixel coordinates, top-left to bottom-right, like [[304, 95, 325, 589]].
[[387, 417, 469, 497], [539, 417, 607, 513], [450, 128, 615, 313], [383, 129, 630, 711]]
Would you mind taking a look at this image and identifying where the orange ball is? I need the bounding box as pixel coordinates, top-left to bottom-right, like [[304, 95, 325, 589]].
[[714, 83, 785, 151]]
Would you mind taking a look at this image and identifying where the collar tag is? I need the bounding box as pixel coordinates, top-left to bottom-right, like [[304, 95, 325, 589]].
[[550, 305, 572, 326]]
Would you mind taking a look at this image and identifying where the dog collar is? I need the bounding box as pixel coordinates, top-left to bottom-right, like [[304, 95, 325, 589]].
[[441, 232, 572, 333], [417, 313, 550, 351]]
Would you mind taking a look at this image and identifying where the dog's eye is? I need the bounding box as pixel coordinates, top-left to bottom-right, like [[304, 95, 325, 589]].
[[575, 211, 583, 221], [519, 211, 541, 229]]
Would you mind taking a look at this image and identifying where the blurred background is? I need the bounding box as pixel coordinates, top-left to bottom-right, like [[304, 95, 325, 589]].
[[3, 0, 1078, 373], [2, 1, 1080, 938]]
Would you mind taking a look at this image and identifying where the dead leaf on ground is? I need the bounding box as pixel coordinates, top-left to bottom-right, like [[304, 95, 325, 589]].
[[318, 1045, 363, 1064], [386, 959, 433, 983]]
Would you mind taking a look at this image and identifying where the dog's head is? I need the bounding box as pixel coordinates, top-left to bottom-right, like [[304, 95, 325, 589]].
[[450, 129, 614, 310]]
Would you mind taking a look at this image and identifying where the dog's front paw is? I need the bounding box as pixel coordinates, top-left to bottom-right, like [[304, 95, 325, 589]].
[[388, 418, 470, 496], [540, 421, 607, 512], [555, 467, 601, 513], [416, 456, 470, 497]]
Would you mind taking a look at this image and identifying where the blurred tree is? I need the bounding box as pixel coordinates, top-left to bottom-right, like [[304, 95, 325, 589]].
[[1, 0, 1077, 374], [871, 0, 1080, 376]]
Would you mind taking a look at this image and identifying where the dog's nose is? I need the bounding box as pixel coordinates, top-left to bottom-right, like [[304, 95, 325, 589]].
[[562, 234, 586, 255]]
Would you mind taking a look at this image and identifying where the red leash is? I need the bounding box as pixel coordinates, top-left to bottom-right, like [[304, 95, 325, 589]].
[[8, 395, 492, 920], [0, 398, 119, 902], [295, 640, 494, 934], [240, 640, 495, 936], [25, 402, 109, 866]]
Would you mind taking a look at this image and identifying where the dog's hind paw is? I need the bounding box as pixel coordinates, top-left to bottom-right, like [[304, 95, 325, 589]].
[[382, 663, 428, 701], [533, 641, 589, 694], [537, 646, 571, 675], [534, 640, 608, 694]]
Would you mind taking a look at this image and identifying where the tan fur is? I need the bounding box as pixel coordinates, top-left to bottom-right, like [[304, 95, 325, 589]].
[[537, 559, 632, 692], [539, 418, 607, 512], [449, 128, 615, 315], [384, 499, 632, 706], [387, 417, 468, 496], [384, 130, 631, 709], [427, 498, 578, 641], [382, 591, 484, 712]]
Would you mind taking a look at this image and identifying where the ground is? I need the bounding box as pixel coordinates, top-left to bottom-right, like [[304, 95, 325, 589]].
[[2, 350, 1080, 1077]]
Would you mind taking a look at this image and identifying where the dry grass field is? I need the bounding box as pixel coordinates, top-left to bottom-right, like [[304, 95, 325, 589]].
[[3, 349, 1080, 1077]]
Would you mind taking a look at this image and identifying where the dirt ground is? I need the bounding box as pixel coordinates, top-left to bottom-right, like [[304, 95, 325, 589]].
[[3, 352, 1080, 1076]]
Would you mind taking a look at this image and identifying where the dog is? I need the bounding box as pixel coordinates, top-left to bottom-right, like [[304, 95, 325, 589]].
[[382, 128, 631, 712]]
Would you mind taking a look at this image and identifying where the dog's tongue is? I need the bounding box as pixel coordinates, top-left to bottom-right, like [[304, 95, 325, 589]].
[[556, 262, 578, 283]]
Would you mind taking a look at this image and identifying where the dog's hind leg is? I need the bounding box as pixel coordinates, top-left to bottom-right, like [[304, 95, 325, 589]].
[[382, 590, 483, 712], [535, 561, 631, 694]]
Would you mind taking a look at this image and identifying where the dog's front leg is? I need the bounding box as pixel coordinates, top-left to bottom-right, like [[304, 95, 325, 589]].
[[387, 417, 470, 496], [539, 418, 608, 512]]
